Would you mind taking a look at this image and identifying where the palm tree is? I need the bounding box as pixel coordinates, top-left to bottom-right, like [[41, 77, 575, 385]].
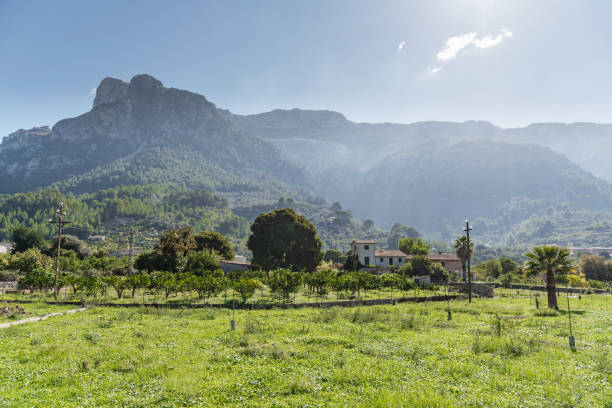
[[524, 246, 572, 309], [454, 236, 473, 282]]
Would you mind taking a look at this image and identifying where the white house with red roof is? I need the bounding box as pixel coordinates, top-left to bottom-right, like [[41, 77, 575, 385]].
[[350, 240, 407, 267], [350, 240, 462, 274]]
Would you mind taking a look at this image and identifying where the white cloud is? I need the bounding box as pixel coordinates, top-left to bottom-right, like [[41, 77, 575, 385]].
[[397, 41, 406, 53], [427, 28, 513, 74], [427, 66, 441, 75], [473, 28, 513, 49], [88, 87, 97, 96], [436, 32, 477, 61]]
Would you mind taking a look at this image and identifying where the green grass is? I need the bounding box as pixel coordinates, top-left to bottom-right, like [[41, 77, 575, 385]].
[[0, 301, 77, 323], [0, 294, 609, 407]]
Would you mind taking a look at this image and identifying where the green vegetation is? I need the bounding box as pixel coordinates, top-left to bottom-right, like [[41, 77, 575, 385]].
[[0, 302, 76, 323], [0, 294, 609, 407], [398, 237, 430, 255], [525, 246, 573, 309], [247, 208, 322, 272]]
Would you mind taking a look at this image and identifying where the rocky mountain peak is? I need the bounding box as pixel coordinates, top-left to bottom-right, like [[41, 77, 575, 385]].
[[93, 77, 128, 108], [128, 74, 164, 98]]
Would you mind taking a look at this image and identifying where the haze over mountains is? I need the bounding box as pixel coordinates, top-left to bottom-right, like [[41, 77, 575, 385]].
[[1, 74, 611, 247]]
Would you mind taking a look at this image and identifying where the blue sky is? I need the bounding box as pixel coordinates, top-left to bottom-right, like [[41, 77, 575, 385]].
[[1, 0, 611, 138]]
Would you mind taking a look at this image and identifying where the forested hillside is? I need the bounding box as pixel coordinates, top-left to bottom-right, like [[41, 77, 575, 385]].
[[227, 109, 612, 246], [2, 75, 611, 249], [0, 75, 311, 204], [0, 184, 402, 257]]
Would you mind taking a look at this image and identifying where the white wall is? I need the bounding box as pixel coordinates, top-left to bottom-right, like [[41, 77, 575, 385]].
[[375, 256, 406, 267], [352, 243, 376, 266]]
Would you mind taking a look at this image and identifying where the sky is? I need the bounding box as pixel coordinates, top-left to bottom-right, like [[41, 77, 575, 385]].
[[1, 0, 611, 139]]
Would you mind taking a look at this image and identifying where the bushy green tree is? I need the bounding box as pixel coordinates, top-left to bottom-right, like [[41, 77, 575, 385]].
[[46, 235, 90, 259], [104, 275, 128, 299], [578, 254, 612, 281], [430, 263, 449, 283], [387, 223, 420, 249], [305, 268, 337, 296], [398, 238, 430, 255], [150, 271, 178, 299], [475, 259, 502, 280], [343, 249, 359, 271], [183, 269, 226, 301], [11, 227, 46, 253], [18, 267, 55, 292], [134, 251, 169, 273], [81, 274, 106, 298], [323, 249, 346, 264], [247, 208, 322, 272], [186, 250, 220, 276], [194, 230, 234, 260], [154, 226, 196, 272], [268, 268, 303, 300], [232, 278, 263, 303], [9, 248, 52, 273], [407, 255, 433, 277]]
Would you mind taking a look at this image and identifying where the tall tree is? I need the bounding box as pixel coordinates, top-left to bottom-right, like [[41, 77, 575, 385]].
[[323, 249, 346, 264], [454, 236, 474, 281], [387, 223, 420, 249], [578, 253, 612, 281], [342, 249, 359, 271], [524, 246, 572, 309], [186, 250, 220, 276], [247, 208, 322, 272], [11, 227, 46, 253], [398, 238, 430, 255], [154, 226, 196, 272], [194, 231, 234, 260]]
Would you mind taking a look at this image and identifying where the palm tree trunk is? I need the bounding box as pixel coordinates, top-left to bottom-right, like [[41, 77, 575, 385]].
[[546, 267, 558, 309]]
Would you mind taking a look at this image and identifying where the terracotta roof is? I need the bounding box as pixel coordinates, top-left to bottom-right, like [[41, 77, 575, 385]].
[[352, 240, 376, 244], [407, 253, 460, 261], [375, 250, 407, 257]]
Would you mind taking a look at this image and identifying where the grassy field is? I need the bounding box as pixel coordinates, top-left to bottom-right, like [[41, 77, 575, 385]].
[[0, 294, 609, 407], [0, 301, 78, 323]]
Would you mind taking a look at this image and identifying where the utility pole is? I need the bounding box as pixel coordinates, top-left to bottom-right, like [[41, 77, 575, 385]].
[[128, 228, 134, 272], [463, 220, 473, 303], [49, 202, 70, 297]]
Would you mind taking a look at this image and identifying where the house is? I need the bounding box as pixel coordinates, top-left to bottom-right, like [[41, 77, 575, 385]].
[[416, 252, 463, 276], [350, 240, 407, 267], [350, 240, 461, 273], [219, 256, 255, 274]]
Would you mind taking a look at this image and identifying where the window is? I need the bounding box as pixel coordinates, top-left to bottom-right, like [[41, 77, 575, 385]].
[[389, 257, 394, 266], [380, 258, 383, 262], [398, 258, 402, 263], [441, 261, 446, 268], [364, 256, 370, 265], [364, 245, 369, 250]]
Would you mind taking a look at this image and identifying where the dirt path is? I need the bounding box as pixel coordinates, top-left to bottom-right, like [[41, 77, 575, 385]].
[[0, 307, 87, 329]]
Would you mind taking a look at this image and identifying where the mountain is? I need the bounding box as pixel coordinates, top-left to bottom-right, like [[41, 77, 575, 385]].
[[2, 77, 611, 248], [0, 75, 311, 203], [226, 109, 612, 245], [227, 109, 612, 182]]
